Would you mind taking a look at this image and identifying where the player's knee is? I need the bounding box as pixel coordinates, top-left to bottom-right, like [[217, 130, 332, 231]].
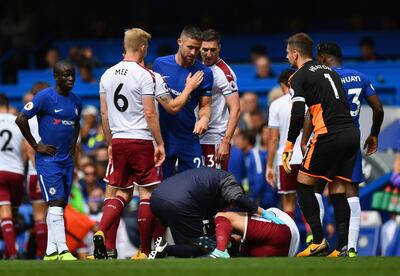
[[328, 180, 347, 194], [215, 211, 227, 218], [346, 183, 359, 197]]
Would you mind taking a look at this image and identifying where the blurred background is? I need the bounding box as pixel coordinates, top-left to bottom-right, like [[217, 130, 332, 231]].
[[1, 0, 400, 258]]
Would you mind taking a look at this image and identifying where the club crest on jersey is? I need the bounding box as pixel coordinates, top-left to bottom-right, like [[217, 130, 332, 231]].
[[229, 80, 237, 90], [49, 187, 56, 195], [24, 102, 34, 111]]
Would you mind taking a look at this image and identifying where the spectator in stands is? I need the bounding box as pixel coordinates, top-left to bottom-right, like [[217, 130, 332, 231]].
[[239, 129, 278, 209], [79, 63, 97, 83], [80, 105, 103, 154], [44, 47, 60, 69], [238, 92, 267, 131], [68, 47, 83, 66], [79, 163, 104, 202], [81, 47, 101, 68], [359, 36, 377, 61], [255, 56, 275, 79], [250, 44, 268, 64], [93, 145, 109, 185]]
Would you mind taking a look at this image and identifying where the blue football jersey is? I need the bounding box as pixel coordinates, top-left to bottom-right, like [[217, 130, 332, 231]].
[[152, 55, 213, 145], [333, 67, 376, 128], [22, 87, 82, 166]]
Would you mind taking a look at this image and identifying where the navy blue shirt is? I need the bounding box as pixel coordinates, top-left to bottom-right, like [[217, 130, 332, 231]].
[[333, 67, 376, 128], [22, 87, 82, 166], [152, 55, 213, 145]]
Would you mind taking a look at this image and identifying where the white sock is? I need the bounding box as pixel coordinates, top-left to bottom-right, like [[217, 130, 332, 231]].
[[347, 197, 361, 251], [315, 193, 325, 225], [48, 206, 69, 253], [46, 209, 58, 255]]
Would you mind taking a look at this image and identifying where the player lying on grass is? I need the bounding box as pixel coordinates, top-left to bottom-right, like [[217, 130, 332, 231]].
[[148, 167, 286, 258], [149, 207, 299, 258]]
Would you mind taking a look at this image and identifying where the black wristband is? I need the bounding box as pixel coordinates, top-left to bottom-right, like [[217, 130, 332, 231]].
[[370, 126, 380, 137]]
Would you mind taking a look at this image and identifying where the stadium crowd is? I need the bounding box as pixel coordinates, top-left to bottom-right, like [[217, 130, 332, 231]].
[[0, 23, 397, 261]]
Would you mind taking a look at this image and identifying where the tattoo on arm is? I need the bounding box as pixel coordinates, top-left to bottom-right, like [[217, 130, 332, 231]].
[[157, 94, 172, 104]]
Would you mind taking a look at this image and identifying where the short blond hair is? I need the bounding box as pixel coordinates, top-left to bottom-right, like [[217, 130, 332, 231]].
[[124, 28, 151, 52]]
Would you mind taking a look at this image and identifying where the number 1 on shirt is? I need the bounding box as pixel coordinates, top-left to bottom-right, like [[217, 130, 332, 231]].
[[324, 73, 339, 99]]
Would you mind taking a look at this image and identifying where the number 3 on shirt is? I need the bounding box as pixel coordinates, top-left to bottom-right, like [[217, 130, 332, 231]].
[[324, 74, 339, 99]]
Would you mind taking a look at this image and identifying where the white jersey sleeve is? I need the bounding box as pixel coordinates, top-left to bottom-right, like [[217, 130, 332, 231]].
[[268, 99, 280, 128], [200, 59, 238, 144], [0, 113, 24, 174]]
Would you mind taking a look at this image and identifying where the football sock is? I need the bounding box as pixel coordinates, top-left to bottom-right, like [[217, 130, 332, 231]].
[[296, 183, 324, 244], [347, 196, 361, 251], [99, 196, 126, 234], [152, 217, 166, 240], [165, 244, 204, 258], [138, 199, 156, 255], [48, 206, 68, 253], [34, 220, 47, 257], [330, 193, 350, 251], [105, 216, 120, 251], [1, 218, 17, 257], [314, 193, 325, 224], [215, 216, 233, 251], [46, 209, 57, 255]]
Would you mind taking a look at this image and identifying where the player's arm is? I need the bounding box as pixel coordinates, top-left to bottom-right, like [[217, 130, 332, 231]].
[[301, 110, 313, 155], [364, 94, 384, 155], [157, 71, 204, 115], [100, 93, 112, 146], [70, 117, 80, 157], [216, 92, 240, 163], [193, 95, 211, 135], [15, 113, 56, 156], [266, 127, 279, 185], [143, 95, 165, 167], [284, 79, 306, 173], [24, 139, 36, 167]]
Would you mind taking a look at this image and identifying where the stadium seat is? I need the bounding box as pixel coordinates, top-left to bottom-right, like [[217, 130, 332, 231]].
[[384, 226, 400, 256], [358, 226, 380, 256]]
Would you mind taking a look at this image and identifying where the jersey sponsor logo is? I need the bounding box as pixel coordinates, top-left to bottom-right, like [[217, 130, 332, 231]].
[[53, 118, 75, 126], [54, 109, 63, 113], [24, 102, 34, 111], [341, 75, 361, 84]]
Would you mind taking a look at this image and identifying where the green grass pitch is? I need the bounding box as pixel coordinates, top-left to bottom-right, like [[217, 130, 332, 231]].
[[0, 257, 397, 276]]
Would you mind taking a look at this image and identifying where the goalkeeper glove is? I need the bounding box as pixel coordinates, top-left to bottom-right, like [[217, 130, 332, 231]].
[[282, 141, 294, 174]]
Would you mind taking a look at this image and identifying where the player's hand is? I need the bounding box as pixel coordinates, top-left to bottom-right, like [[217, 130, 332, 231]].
[[35, 142, 57, 156], [107, 145, 113, 163], [266, 167, 276, 187], [282, 141, 294, 174], [363, 135, 378, 156], [185, 71, 204, 91], [193, 116, 209, 136], [216, 139, 229, 163], [154, 144, 165, 168], [261, 209, 285, 225]]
